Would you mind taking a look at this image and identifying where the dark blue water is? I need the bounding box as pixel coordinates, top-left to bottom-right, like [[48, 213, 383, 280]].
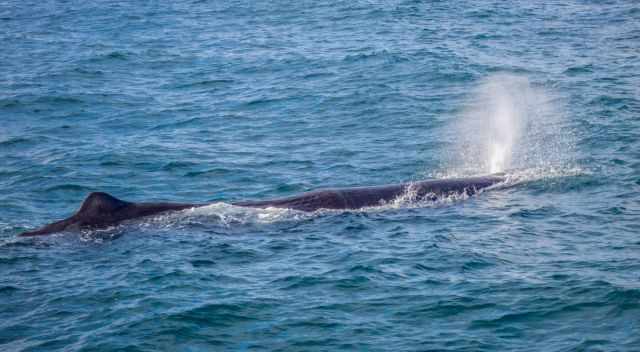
[[2, 1, 640, 351]]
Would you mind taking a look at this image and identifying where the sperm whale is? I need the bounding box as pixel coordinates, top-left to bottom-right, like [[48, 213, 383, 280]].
[[18, 175, 504, 236]]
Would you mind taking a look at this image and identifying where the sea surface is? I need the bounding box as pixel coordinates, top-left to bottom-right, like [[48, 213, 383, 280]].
[[2, 1, 640, 351]]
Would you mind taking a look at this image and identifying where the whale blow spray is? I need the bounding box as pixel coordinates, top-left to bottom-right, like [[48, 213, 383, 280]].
[[445, 74, 572, 177], [465, 75, 528, 173]]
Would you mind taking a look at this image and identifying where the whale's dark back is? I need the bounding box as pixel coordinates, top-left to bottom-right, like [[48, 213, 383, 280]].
[[19, 175, 505, 236], [19, 193, 195, 236], [77, 192, 131, 218], [233, 175, 504, 212]]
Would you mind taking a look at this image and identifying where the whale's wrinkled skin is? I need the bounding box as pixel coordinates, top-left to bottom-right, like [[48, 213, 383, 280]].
[[18, 175, 504, 236]]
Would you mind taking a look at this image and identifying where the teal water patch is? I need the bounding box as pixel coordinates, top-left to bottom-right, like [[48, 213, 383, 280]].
[[2, 0, 640, 351]]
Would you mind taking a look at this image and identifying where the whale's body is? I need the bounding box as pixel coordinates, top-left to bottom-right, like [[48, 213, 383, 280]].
[[18, 175, 504, 236]]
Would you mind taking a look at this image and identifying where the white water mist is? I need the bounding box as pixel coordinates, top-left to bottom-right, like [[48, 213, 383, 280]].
[[443, 74, 575, 178]]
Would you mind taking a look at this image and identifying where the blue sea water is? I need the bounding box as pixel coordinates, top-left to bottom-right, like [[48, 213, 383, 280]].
[[2, 0, 640, 350]]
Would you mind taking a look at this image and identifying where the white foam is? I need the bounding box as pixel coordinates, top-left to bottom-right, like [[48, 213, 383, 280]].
[[136, 202, 312, 230]]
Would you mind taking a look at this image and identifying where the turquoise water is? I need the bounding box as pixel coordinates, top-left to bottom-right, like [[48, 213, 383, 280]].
[[2, 1, 640, 350]]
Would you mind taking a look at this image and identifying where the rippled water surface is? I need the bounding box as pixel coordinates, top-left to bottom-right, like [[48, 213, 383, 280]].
[[2, 1, 640, 351]]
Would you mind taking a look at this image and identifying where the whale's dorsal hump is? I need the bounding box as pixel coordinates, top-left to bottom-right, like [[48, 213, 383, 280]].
[[77, 192, 130, 217]]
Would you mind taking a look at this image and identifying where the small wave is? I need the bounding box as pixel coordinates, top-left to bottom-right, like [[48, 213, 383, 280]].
[[71, 67, 104, 76], [173, 79, 234, 89], [301, 72, 334, 80], [184, 168, 231, 177], [508, 205, 558, 219], [0, 234, 56, 248], [34, 96, 84, 105], [150, 117, 202, 131], [165, 302, 259, 326], [343, 50, 409, 64], [588, 95, 636, 109], [563, 64, 595, 76], [0, 285, 20, 294], [465, 8, 499, 19], [190, 259, 216, 267], [1, 95, 83, 108], [244, 97, 286, 108], [107, 51, 128, 60], [0, 137, 31, 147], [0, 98, 21, 108], [45, 184, 92, 192], [161, 161, 199, 171]]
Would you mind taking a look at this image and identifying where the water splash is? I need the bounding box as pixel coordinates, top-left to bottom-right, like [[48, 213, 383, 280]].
[[441, 74, 577, 179], [138, 186, 490, 230], [137, 202, 311, 230], [99, 187, 487, 235]]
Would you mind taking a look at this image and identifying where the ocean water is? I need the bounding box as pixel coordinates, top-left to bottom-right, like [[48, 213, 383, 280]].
[[2, 0, 640, 351]]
